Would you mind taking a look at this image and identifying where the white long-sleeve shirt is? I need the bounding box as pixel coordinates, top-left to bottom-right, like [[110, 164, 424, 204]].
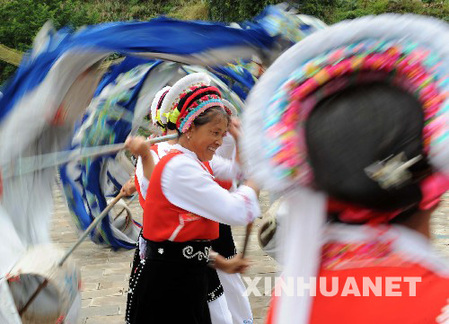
[[136, 141, 241, 198], [159, 144, 259, 226]]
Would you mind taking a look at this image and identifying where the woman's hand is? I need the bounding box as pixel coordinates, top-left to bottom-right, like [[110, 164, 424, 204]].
[[125, 136, 151, 158], [228, 117, 241, 142], [120, 177, 136, 196], [125, 136, 155, 181], [213, 253, 250, 274], [244, 179, 260, 196]]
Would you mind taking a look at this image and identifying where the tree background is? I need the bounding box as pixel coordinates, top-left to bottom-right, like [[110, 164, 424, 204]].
[[1, 0, 449, 83]]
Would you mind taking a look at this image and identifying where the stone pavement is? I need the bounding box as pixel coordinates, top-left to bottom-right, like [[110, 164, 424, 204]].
[[50, 184, 449, 324]]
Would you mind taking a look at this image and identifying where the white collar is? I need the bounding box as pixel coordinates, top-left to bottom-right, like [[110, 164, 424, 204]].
[[170, 143, 214, 177], [171, 143, 201, 161], [157, 141, 174, 153]]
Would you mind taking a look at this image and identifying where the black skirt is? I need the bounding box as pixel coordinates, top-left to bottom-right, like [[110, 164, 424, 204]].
[[126, 240, 212, 324], [212, 224, 237, 259]]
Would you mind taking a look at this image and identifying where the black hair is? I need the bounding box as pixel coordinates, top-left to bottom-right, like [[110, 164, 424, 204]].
[[305, 82, 431, 212], [193, 106, 230, 127]]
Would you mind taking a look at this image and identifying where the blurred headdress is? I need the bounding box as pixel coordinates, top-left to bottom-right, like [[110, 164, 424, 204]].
[[150, 85, 171, 129]]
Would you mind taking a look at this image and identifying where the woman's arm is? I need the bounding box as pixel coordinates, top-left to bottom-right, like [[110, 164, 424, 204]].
[[161, 155, 260, 226], [210, 120, 242, 180], [125, 136, 155, 182], [209, 154, 241, 181]]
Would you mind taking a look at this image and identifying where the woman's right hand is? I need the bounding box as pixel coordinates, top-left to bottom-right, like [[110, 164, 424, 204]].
[[228, 117, 241, 142], [125, 136, 155, 181], [125, 136, 150, 158]]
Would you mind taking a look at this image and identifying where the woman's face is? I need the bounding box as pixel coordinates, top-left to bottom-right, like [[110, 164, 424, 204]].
[[187, 114, 228, 161]]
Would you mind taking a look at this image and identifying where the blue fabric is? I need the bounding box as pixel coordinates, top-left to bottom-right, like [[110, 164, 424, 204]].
[[212, 64, 256, 100], [60, 61, 159, 249], [0, 16, 273, 122], [94, 56, 157, 98]]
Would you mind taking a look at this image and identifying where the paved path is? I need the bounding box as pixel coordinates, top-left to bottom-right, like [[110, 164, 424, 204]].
[[50, 185, 449, 324]]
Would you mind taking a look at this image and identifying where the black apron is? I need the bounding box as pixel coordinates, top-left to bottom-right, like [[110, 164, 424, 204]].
[[126, 239, 212, 324]]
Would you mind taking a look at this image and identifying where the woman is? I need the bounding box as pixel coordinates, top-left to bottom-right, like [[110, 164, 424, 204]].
[[241, 14, 449, 324], [125, 73, 260, 324], [131, 79, 251, 324]]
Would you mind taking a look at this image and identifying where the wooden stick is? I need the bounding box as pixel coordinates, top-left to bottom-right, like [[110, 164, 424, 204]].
[[241, 222, 253, 258], [2, 133, 178, 179], [18, 192, 126, 317], [58, 192, 125, 266]]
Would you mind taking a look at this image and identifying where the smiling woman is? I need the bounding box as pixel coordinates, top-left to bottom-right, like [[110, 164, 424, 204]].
[[179, 106, 230, 162], [124, 73, 260, 324]]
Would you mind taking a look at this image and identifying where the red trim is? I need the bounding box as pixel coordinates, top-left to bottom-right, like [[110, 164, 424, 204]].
[[150, 144, 159, 157]]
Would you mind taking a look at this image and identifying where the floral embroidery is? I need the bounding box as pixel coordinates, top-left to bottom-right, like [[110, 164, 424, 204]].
[[182, 246, 210, 261], [321, 241, 411, 270]]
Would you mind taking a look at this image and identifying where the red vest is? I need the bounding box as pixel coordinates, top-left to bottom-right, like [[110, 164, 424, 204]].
[[142, 151, 219, 242], [135, 173, 145, 209], [135, 144, 233, 207], [215, 178, 233, 191]]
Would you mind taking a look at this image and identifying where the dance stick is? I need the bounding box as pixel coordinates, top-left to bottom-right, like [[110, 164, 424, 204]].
[[19, 191, 126, 316], [114, 192, 138, 221], [58, 192, 125, 266], [2, 133, 178, 179], [241, 222, 253, 258]]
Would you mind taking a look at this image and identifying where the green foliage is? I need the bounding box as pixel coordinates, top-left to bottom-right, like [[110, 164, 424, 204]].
[[303, 0, 449, 24], [82, 0, 166, 22], [0, 0, 99, 51], [2, 0, 449, 84], [0, 63, 16, 87], [208, 0, 280, 22], [0, 0, 102, 82]]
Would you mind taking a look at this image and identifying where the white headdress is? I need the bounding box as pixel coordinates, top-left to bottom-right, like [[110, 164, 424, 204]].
[[159, 72, 211, 126], [150, 86, 171, 126]]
